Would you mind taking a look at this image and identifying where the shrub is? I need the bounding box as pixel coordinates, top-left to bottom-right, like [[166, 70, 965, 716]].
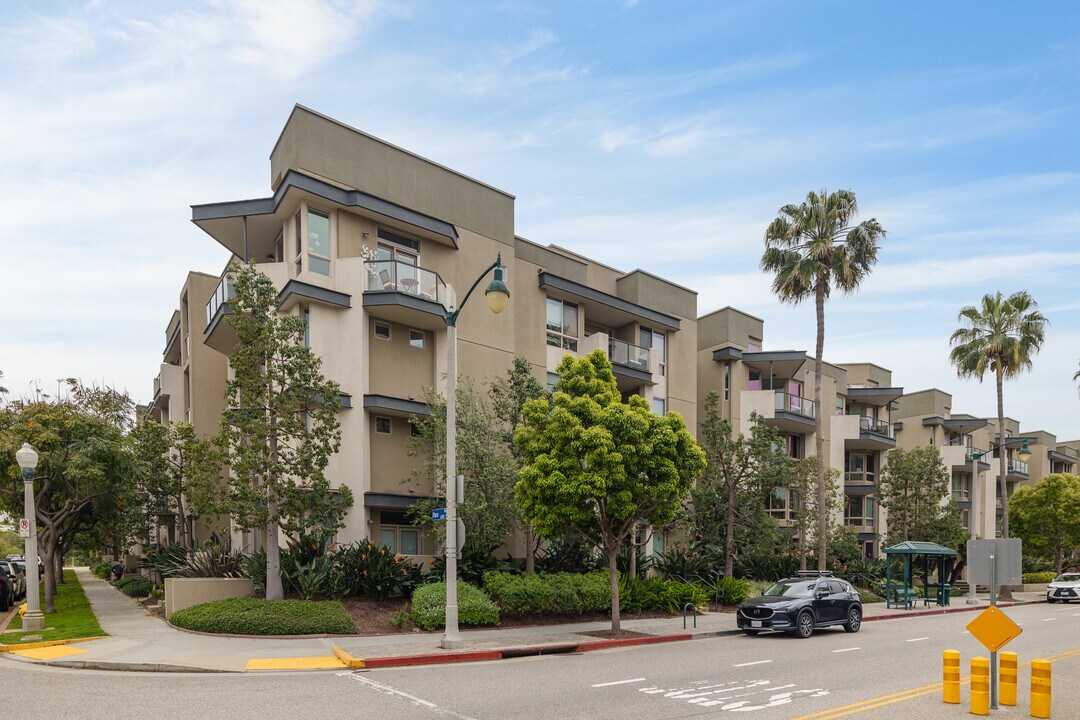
[[654, 543, 711, 581], [483, 571, 609, 617], [733, 553, 801, 581], [143, 540, 247, 581], [618, 576, 710, 614], [1023, 571, 1057, 584], [116, 576, 153, 597], [661, 580, 710, 613], [170, 598, 356, 635], [701, 576, 750, 606], [90, 561, 111, 579], [534, 534, 603, 574], [411, 581, 499, 630], [430, 545, 517, 586], [333, 540, 415, 600]]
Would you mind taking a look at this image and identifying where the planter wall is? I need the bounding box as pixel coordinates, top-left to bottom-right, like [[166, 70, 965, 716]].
[[165, 578, 254, 620]]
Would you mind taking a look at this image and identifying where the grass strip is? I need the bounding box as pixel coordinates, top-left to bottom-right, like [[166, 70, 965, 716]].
[[3, 569, 107, 644]]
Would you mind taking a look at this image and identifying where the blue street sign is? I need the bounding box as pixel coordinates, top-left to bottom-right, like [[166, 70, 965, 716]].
[[431, 508, 447, 521]]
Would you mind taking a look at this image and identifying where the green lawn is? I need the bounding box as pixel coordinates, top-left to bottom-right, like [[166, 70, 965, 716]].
[[3, 569, 106, 644]]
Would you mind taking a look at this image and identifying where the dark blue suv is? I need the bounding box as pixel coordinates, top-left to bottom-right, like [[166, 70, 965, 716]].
[[737, 571, 862, 638]]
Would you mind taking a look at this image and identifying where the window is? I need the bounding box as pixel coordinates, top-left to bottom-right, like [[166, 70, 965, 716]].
[[375, 416, 392, 434], [845, 451, 876, 484], [293, 211, 302, 276], [723, 363, 730, 400], [951, 472, 971, 500], [835, 396, 845, 416], [409, 329, 425, 349], [844, 495, 874, 527], [374, 321, 391, 341], [307, 209, 331, 275], [862, 541, 875, 559], [409, 421, 422, 438], [640, 327, 666, 376], [651, 397, 666, 415], [748, 340, 762, 353], [379, 511, 422, 555], [302, 306, 310, 348], [376, 230, 419, 291], [766, 486, 797, 521], [546, 372, 559, 393], [546, 298, 578, 351], [748, 368, 761, 391], [786, 434, 802, 459]]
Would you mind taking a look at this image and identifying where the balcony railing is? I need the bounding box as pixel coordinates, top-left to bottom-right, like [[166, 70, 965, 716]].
[[152, 373, 161, 400], [608, 337, 650, 373], [844, 471, 875, 485], [364, 260, 446, 305], [965, 447, 988, 462], [1008, 458, 1029, 475], [859, 416, 894, 438], [206, 273, 234, 325], [774, 392, 815, 419]]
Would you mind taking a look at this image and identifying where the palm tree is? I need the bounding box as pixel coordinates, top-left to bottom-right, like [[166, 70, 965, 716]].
[[949, 290, 1047, 541], [761, 189, 885, 571]]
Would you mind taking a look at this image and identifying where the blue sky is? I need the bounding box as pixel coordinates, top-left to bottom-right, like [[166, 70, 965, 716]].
[[3, 1, 1080, 439]]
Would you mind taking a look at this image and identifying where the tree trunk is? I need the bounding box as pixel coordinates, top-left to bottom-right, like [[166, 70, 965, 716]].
[[814, 282, 827, 571], [264, 504, 283, 600], [799, 526, 807, 571], [628, 534, 637, 580], [524, 527, 535, 574], [175, 494, 188, 547], [724, 473, 735, 579], [42, 535, 58, 614], [995, 369, 1013, 602], [608, 544, 621, 633]]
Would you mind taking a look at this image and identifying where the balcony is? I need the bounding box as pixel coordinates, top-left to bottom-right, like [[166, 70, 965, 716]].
[[860, 416, 893, 438], [844, 471, 875, 486], [837, 414, 896, 451], [774, 392, 815, 420], [203, 271, 237, 354], [363, 260, 448, 330], [1006, 458, 1029, 478], [608, 337, 650, 373]]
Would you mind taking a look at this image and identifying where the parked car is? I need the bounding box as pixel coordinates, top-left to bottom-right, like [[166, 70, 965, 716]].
[[0, 562, 25, 600], [1046, 572, 1080, 603], [737, 571, 863, 638], [0, 572, 10, 611]]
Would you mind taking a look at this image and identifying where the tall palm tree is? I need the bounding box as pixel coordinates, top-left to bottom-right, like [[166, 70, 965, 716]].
[[761, 189, 885, 571], [949, 290, 1047, 540]]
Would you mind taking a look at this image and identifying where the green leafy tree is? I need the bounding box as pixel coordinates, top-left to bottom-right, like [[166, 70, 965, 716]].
[[761, 189, 885, 570], [0, 381, 135, 611], [489, 357, 547, 572], [949, 290, 1047, 539], [514, 350, 706, 631], [689, 393, 792, 578], [406, 377, 520, 557], [877, 446, 966, 550], [218, 262, 346, 601], [786, 457, 841, 569], [1010, 473, 1080, 575]]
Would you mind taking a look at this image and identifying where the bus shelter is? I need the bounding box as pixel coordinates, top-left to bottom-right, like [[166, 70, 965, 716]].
[[884, 541, 958, 609]]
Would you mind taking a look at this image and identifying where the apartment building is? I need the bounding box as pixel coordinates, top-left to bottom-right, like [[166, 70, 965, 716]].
[[696, 307, 901, 558], [145, 271, 230, 544], [181, 105, 697, 559]]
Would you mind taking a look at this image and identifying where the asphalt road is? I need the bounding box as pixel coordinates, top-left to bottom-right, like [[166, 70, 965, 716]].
[[1, 602, 1076, 719]]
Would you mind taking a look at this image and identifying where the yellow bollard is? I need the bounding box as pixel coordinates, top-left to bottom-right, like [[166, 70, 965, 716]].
[[999, 651, 1017, 706], [1031, 658, 1051, 719], [971, 656, 990, 716], [943, 649, 961, 704]]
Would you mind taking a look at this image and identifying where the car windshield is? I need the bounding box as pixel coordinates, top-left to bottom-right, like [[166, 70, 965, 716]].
[[1055, 573, 1080, 583], [762, 580, 817, 598]]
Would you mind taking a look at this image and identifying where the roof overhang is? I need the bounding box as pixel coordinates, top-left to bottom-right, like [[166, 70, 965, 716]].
[[739, 351, 808, 379], [538, 272, 680, 332], [277, 279, 352, 312], [191, 169, 459, 260], [847, 387, 904, 406], [922, 417, 990, 435], [363, 394, 431, 418], [1048, 450, 1075, 464], [363, 492, 437, 509]]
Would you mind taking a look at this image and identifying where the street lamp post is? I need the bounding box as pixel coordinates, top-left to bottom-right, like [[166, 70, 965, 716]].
[[441, 255, 509, 650], [966, 439, 1031, 605], [15, 443, 45, 631]]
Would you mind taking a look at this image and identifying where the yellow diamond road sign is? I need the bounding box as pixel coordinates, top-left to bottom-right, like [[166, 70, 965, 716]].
[[966, 606, 1022, 653]]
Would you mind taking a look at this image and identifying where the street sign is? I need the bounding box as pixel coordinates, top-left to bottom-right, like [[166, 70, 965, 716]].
[[431, 508, 446, 521], [18, 518, 29, 538], [968, 539, 1022, 586], [966, 606, 1022, 653]]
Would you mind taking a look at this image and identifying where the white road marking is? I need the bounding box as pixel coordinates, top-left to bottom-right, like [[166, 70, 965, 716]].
[[906, 637, 930, 643], [591, 678, 646, 688], [1042, 618, 1056, 622], [1073, 613, 1080, 617], [832, 647, 860, 653], [733, 660, 772, 667], [342, 673, 479, 719]]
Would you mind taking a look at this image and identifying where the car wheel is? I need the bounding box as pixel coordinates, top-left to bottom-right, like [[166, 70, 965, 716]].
[[742, 629, 760, 636], [844, 607, 862, 633], [1047, 597, 1057, 603], [795, 611, 814, 639], [0, 590, 9, 612]]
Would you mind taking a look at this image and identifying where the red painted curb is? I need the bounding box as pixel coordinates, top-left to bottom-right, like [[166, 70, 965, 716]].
[[576, 633, 693, 652], [363, 650, 503, 668], [862, 601, 1025, 622]]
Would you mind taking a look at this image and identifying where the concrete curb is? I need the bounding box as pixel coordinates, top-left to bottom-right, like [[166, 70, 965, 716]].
[[0, 636, 108, 653], [39, 660, 238, 673]]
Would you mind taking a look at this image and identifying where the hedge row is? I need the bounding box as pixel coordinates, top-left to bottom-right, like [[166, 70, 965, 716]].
[[482, 571, 610, 617], [170, 598, 357, 635], [411, 581, 500, 631], [1023, 571, 1058, 584]]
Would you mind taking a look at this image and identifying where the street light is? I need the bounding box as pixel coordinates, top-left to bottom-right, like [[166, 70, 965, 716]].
[[441, 254, 509, 649], [15, 443, 45, 631], [966, 439, 1031, 605]]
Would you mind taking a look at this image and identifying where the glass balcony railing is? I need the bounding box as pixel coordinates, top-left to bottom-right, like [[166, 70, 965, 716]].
[[844, 471, 875, 485], [1008, 458, 1029, 475], [608, 337, 650, 372], [205, 273, 234, 326], [859, 416, 894, 438], [965, 447, 988, 462], [364, 260, 446, 305], [774, 392, 815, 418]]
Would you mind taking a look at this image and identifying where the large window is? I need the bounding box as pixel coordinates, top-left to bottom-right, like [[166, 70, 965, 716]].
[[639, 327, 666, 376], [766, 486, 797, 521], [546, 297, 578, 351], [845, 451, 876, 484], [844, 495, 874, 527], [307, 209, 331, 275], [951, 472, 971, 500], [379, 511, 422, 555], [651, 397, 666, 415]]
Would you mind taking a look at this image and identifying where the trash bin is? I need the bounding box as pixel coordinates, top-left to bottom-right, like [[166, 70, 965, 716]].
[[942, 584, 952, 606]]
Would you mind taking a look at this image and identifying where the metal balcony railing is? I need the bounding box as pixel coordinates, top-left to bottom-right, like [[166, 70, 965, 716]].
[[774, 391, 816, 418], [859, 416, 894, 438], [607, 337, 650, 372], [364, 260, 446, 305], [1008, 458, 1029, 475], [205, 273, 234, 325], [965, 447, 988, 462]]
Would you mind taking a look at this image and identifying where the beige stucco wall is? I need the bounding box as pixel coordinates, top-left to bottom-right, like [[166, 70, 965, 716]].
[[164, 578, 254, 620]]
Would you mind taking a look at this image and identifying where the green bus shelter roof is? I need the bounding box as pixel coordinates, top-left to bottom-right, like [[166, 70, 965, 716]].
[[884, 541, 958, 556]]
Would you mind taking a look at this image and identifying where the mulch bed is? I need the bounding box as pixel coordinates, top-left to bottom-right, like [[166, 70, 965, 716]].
[[340, 596, 415, 636], [576, 629, 653, 640]]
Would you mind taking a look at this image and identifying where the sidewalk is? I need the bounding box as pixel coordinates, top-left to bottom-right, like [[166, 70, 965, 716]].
[[0, 569, 1044, 673]]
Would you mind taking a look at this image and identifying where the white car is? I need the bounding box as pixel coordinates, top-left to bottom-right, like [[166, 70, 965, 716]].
[[1046, 572, 1080, 603]]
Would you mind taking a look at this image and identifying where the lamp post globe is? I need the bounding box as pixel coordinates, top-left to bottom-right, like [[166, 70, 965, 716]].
[[15, 443, 44, 630]]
